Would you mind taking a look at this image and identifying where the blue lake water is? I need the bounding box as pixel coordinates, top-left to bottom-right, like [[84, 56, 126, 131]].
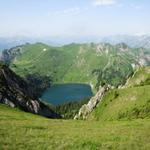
[[40, 83, 93, 105]]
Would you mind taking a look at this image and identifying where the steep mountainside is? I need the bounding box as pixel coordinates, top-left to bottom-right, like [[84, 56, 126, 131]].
[[1, 42, 150, 91], [88, 67, 150, 121], [0, 61, 59, 118], [101, 35, 150, 49]]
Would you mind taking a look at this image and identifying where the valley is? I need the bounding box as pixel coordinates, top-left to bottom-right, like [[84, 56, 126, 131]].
[[0, 44, 150, 149], [2, 42, 150, 93], [1, 41, 150, 108]]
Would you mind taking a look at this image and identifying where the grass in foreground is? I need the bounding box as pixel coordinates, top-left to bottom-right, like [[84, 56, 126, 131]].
[[0, 105, 150, 150]]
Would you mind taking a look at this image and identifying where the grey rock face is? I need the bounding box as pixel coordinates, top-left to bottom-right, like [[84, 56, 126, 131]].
[[2, 98, 15, 107], [74, 85, 110, 120], [0, 63, 60, 118]]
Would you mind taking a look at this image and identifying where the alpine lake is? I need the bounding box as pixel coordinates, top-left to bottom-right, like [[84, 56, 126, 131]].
[[40, 83, 93, 105]]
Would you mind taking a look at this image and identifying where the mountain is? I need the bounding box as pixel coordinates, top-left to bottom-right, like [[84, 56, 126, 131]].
[[101, 35, 150, 49], [1, 42, 150, 92], [87, 67, 150, 121], [0, 36, 60, 52], [1, 35, 150, 51], [0, 37, 32, 50], [0, 61, 60, 118]]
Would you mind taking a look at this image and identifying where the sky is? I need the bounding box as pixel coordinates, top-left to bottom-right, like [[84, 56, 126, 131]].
[[0, 0, 150, 38]]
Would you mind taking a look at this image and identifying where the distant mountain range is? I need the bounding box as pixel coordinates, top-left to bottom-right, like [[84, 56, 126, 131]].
[[0, 35, 150, 52], [0, 36, 60, 51], [100, 35, 150, 49]]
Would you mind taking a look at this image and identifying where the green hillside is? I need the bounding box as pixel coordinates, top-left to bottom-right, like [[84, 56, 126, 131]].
[[89, 67, 150, 121], [0, 104, 150, 150], [125, 67, 150, 87], [7, 42, 149, 91]]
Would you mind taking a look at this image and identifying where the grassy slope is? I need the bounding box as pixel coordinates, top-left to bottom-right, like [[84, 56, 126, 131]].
[[89, 67, 150, 121], [0, 104, 150, 150], [125, 67, 150, 87], [9, 43, 145, 91], [10, 43, 102, 87]]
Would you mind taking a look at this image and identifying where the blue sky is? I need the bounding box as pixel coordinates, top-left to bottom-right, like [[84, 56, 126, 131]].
[[0, 0, 150, 37]]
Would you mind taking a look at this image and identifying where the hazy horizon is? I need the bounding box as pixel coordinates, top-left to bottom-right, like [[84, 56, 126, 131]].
[[0, 0, 150, 38]]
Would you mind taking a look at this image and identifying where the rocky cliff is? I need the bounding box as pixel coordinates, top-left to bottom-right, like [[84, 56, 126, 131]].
[[0, 46, 23, 64], [74, 85, 110, 120], [0, 61, 60, 118]]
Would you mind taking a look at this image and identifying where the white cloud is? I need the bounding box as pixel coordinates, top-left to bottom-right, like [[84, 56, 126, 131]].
[[92, 0, 117, 6], [47, 7, 81, 17]]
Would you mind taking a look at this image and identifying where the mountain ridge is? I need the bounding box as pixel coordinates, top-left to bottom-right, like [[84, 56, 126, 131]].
[[1, 42, 150, 92]]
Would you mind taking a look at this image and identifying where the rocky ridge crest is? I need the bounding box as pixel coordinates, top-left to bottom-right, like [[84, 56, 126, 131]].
[[74, 85, 110, 120]]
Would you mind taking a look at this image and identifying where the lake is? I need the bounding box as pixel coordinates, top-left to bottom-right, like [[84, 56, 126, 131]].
[[40, 83, 93, 105]]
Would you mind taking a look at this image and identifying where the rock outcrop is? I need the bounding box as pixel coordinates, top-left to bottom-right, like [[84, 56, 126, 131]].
[[74, 85, 110, 120], [0, 62, 60, 118], [0, 46, 23, 64]]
